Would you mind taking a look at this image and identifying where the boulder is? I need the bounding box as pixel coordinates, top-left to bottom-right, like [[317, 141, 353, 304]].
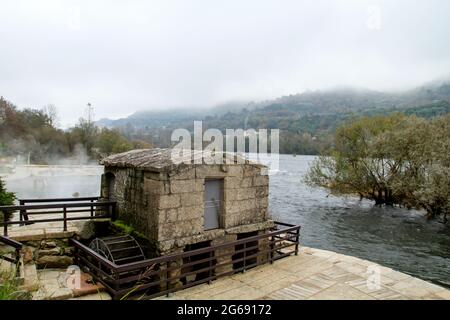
[[21, 246, 35, 264], [78, 220, 96, 240], [36, 255, 74, 269], [41, 241, 57, 249], [38, 247, 61, 258]]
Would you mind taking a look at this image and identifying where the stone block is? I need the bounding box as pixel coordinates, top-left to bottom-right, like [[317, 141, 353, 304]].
[[159, 239, 176, 253], [38, 247, 61, 258], [36, 255, 74, 269], [158, 194, 181, 209], [170, 168, 196, 180], [179, 206, 203, 221], [256, 197, 269, 209], [164, 208, 179, 223], [170, 179, 203, 194], [255, 186, 269, 198], [243, 165, 260, 177], [253, 175, 269, 187], [144, 171, 169, 180], [240, 177, 253, 188], [225, 166, 243, 177], [159, 219, 202, 240], [180, 192, 203, 207], [224, 177, 241, 189], [225, 199, 256, 214], [144, 178, 169, 195], [195, 165, 228, 178]]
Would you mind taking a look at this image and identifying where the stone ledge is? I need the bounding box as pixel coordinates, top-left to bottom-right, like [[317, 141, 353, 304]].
[[9, 230, 76, 242], [225, 220, 275, 234]]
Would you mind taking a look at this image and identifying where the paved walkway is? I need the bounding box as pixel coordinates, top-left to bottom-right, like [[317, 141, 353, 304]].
[[160, 247, 450, 300], [32, 268, 111, 300]]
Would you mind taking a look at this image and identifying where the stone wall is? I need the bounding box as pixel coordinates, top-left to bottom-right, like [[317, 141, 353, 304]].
[[102, 163, 272, 255]]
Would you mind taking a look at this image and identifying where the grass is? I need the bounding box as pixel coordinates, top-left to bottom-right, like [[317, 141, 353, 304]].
[[0, 266, 21, 300], [112, 220, 134, 234], [112, 220, 151, 241]]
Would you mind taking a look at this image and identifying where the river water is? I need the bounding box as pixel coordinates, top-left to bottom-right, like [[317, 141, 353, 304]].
[[4, 155, 450, 288]]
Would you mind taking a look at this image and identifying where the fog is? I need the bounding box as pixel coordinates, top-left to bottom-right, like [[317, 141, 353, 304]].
[[1, 0, 450, 127], [3, 165, 103, 199]]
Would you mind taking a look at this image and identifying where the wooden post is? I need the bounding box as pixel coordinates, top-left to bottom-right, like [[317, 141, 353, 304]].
[[166, 261, 170, 297], [63, 206, 67, 231], [111, 202, 117, 221], [3, 211, 7, 237], [269, 236, 274, 264], [20, 200, 29, 224], [15, 247, 21, 274], [208, 250, 213, 284], [74, 246, 79, 266], [243, 241, 247, 272]]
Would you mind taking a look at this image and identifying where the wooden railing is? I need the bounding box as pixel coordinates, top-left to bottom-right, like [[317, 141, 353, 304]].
[[0, 197, 116, 237], [71, 222, 301, 300], [0, 235, 22, 271]]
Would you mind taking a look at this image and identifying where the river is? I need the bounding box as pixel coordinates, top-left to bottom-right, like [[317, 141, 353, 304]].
[[3, 155, 450, 288]]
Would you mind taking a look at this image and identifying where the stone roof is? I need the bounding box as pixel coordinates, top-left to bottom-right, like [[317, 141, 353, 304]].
[[100, 148, 262, 171]]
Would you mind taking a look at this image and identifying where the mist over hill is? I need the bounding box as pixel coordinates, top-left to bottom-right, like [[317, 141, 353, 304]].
[[96, 81, 450, 154]]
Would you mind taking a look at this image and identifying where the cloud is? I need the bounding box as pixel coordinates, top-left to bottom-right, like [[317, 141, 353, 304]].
[[1, 0, 449, 127]]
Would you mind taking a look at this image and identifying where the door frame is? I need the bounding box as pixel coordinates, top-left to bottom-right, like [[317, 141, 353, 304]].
[[203, 178, 224, 230]]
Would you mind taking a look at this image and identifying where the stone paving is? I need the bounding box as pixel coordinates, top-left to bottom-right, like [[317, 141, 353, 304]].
[[6, 212, 88, 242], [159, 247, 450, 300], [32, 268, 110, 300]]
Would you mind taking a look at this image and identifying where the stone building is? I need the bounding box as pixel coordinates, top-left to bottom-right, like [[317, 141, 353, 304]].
[[100, 148, 274, 275]]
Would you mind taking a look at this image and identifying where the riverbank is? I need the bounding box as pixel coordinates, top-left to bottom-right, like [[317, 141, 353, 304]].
[[158, 246, 450, 300]]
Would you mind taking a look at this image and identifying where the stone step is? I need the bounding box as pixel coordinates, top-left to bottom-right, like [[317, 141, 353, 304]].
[[21, 263, 39, 292]]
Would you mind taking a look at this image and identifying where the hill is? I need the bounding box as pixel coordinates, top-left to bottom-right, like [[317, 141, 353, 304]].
[[98, 82, 450, 154]]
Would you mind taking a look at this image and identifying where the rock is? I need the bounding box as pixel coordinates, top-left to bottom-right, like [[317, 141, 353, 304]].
[[63, 247, 74, 256], [78, 220, 96, 240], [36, 256, 74, 269], [32, 287, 73, 300], [71, 272, 106, 297], [41, 241, 57, 249], [21, 246, 35, 264], [23, 241, 41, 248], [38, 247, 61, 258]]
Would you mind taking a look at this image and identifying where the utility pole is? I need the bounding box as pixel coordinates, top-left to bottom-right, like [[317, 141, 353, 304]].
[[86, 103, 94, 125]]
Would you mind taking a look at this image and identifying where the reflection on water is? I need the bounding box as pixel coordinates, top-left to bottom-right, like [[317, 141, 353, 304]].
[[4, 157, 450, 288]]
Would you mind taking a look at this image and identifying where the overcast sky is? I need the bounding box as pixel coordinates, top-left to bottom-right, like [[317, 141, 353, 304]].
[[1, 0, 450, 127]]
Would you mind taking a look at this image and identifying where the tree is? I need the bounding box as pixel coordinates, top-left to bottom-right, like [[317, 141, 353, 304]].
[[68, 118, 98, 157], [0, 177, 15, 221], [305, 113, 450, 222], [94, 128, 133, 157], [391, 114, 450, 220], [305, 114, 411, 205]]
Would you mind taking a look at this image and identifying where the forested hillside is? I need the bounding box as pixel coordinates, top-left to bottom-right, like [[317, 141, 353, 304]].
[[0, 97, 151, 164], [98, 82, 450, 154]]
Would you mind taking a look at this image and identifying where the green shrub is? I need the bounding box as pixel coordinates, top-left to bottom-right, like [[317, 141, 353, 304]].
[[0, 177, 15, 221]]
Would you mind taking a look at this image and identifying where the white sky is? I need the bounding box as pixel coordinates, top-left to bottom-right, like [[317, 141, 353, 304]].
[[1, 0, 450, 127]]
